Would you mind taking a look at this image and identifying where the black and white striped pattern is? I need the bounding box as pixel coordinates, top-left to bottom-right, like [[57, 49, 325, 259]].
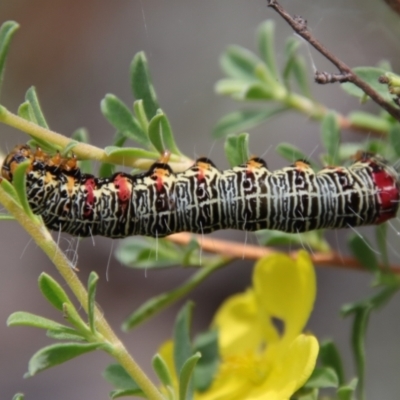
[[2, 145, 399, 238]]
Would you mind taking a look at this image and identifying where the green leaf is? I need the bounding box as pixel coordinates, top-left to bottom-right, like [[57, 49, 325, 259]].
[[98, 162, 115, 178], [26, 137, 57, 153], [130, 52, 159, 120], [321, 112, 340, 165], [101, 94, 149, 147], [26, 342, 102, 377], [0, 177, 19, 204], [12, 394, 24, 400], [0, 21, 19, 97], [12, 160, 36, 220], [71, 127, 89, 143], [122, 261, 221, 331], [224, 133, 249, 167], [60, 140, 80, 157], [7, 311, 68, 331], [212, 108, 288, 139], [282, 37, 301, 84], [304, 367, 339, 389], [148, 111, 181, 155], [103, 363, 141, 390], [63, 302, 90, 334], [214, 78, 250, 97], [341, 67, 392, 103], [290, 55, 310, 98], [46, 328, 86, 341], [18, 101, 31, 120], [193, 329, 219, 392], [25, 87, 49, 128], [152, 353, 173, 388], [337, 378, 358, 400], [256, 230, 330, 253], [110, 389, 145, 399], [220, 45, 261, 80], [179, 352, 201, 400], [87, 271, 99, 333], [257, 20, 278, 79], [389, 123, 400, 157], [350, 307, 370, 400], [174, 302, 194, 377], [243, 82, 273, 100], [348, 111, 391, 134], [133, 99, 149, 132], [103, 146, 158, 161], [319, 340, 345, 385], [38, 273, 72, 311], [275, 143, 319, 170], [348, 234, 379, 273], [71, 128, 92, 174], [364, 139, 390, 157], [116, 238, 183, 269]]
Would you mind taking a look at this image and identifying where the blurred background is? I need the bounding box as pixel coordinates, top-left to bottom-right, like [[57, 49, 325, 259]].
[[1, 0, 400, 398]]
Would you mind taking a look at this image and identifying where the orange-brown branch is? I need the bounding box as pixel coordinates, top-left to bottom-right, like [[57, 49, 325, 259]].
[[167, 232, 400, 274]]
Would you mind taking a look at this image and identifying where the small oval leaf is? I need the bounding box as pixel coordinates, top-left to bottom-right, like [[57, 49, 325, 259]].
[[26, 342, 102, 377], [38, 273, 72, 311], [130, 52, 159, 120], [7, 311, 69, 331], [101, 94, 149, 147]]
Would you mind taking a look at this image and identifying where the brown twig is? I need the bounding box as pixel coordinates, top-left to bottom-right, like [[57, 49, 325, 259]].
[[267, 0, 400, 122], [167, 232, 400, 274]]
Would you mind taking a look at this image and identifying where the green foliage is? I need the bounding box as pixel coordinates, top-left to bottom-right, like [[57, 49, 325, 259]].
[[131, 51, 160, 120], [87, 272, 99, 334], [0, 20, 19, 97], [193, 329, 219, 392], [120, 256, 227, 331], [116, 237, 203, 269], [103, 364, 144, 398], [101, 94, 150, 147], [1, 11, 400, 400], [319, 340, 345, 385], [26, 342, 103, 377], [12, 161, 38, 221], [148, 110, 182, 156], [320, 112, 340, 165], [341, 67, 392, 102], [224, 132, 249, 167], [275, 142, 319, 170]]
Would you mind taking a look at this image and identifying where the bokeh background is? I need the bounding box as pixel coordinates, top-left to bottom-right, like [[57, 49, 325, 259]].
[[1, 0, 400, 399]]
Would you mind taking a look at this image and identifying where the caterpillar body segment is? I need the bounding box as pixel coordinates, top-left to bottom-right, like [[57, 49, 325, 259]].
[[2, 145, 399, 238]]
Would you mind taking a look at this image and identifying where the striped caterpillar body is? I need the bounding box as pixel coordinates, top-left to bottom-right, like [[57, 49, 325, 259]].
[[2, 144, 400, 238]]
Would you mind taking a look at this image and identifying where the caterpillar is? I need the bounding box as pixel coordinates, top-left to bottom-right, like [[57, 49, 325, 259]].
[[1, 144, 400, 238]]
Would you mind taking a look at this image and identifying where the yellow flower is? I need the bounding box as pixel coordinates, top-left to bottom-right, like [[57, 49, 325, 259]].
[[159, 251, 319, 400]]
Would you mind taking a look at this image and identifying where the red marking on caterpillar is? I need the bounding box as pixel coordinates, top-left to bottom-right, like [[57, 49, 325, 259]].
[[2, 144, 400, 238]]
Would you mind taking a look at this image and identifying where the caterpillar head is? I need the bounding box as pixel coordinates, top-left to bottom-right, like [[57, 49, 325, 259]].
[[1, 144, 33, 181]]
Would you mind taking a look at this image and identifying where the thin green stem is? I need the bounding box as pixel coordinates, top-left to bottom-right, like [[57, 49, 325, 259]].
[[0, 105, 192, 171], [0, 187, 164, 400], [124, 256, 231, 330]]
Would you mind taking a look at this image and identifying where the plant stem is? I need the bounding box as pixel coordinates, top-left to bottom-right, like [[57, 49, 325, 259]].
[[268, 0, 400, 122], [0, 186, 164, 400], [0, 105, 192, 172], [167, 232, 400, 274]]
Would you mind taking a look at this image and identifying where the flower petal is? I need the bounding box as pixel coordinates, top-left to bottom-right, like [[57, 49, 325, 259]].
[[213, 289, 265, 357], [253, 251, 316, 341], [249, 334, 319, 400]]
